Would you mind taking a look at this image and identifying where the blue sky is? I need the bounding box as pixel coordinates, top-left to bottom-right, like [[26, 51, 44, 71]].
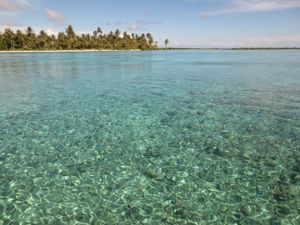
[[0, 0, 300, 47]]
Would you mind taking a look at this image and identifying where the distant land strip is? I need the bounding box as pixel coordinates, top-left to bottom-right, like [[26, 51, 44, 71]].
[[1, 48, 299, 53], [159, 47, 300, 50]]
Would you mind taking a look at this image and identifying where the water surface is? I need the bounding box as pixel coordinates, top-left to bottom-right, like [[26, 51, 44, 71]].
[[0, 51, 299, 224]]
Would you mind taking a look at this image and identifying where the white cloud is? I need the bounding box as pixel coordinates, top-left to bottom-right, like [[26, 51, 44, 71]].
[[46, 8, 65, 25], [0, 0, 31, 15], [127, 20, 162, 31], [127, 22, 141, 31], [201, 0, 300, 15], [106, 21, 123, 26], [0, 19, 22, 26], [0, 0, 21, 11]]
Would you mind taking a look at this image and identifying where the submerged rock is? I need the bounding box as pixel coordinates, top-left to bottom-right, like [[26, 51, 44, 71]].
[[143, 170, 159, 179], [240, 205, 252, 216], [58, 169, 69, 176], [275, 205, 291, 215], [265, 159, 277, 167], [212, 147, 226, 157]]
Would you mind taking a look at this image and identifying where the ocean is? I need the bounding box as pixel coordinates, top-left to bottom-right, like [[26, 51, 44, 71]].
[[0, 50, 299, 224]]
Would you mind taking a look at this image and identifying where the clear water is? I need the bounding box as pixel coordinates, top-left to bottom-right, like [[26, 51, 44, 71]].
[[0, 51, 299, 225]]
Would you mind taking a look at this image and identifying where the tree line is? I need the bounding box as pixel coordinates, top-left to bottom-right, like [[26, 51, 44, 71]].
[[0, 25, 159, 51]]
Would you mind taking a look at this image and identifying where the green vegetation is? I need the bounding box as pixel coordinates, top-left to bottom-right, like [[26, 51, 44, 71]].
[[164, 39, 169, 47], [0, 25, 158, 51]]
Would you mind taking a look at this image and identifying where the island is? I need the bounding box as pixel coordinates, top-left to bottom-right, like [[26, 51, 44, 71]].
[[0, 25, 159, 51]]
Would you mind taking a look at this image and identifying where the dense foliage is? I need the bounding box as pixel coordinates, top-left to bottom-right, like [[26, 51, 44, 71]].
[[0, 25, 158, 51]]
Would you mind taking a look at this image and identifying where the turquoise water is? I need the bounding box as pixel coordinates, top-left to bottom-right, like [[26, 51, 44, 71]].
[[0, 51, 299, 224]]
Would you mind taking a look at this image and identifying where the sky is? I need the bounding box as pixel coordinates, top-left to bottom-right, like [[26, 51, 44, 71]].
[[0, 0, 300, 47]]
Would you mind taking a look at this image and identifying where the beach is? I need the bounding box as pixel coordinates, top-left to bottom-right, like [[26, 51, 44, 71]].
[[0, 49, 142, 53]]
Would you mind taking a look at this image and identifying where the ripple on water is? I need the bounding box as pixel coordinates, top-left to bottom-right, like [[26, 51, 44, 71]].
[[0, 50, 300, 224]]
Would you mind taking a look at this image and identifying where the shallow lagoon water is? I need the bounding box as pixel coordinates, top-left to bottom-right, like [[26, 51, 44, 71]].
[[0, 50, 299, 224]]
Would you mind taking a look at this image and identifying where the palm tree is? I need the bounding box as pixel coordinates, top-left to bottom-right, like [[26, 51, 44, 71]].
[[115, 29, 120, 38], [57, 32, 67, 49], [85, 34, 92, 49], [15, 30, 25, 49], [65, 25, 76, 49], [146, 33, 154, 47], [134, 33, 148, 50], [97, 27, 102, 36], [49, 34, 57, 49], [164, 39, 169, 47], [0, 32, 4, 50], [66, 25, 75, 39], [92, 30, 98, 48], [37, 30, 49, 49], [24, 27, 37, 49], [2, 28, 15, 49], [26, 27, 33, 37]]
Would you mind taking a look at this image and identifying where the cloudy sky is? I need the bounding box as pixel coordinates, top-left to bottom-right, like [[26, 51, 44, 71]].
[[0, 0, 300, 47]]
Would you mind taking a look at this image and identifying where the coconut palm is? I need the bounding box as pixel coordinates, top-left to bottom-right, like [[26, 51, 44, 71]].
[[165, 39, 169, 47]]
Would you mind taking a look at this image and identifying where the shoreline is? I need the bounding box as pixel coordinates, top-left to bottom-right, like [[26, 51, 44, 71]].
[[0, 49, 142, 53], [0, 48, 299, 53]]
